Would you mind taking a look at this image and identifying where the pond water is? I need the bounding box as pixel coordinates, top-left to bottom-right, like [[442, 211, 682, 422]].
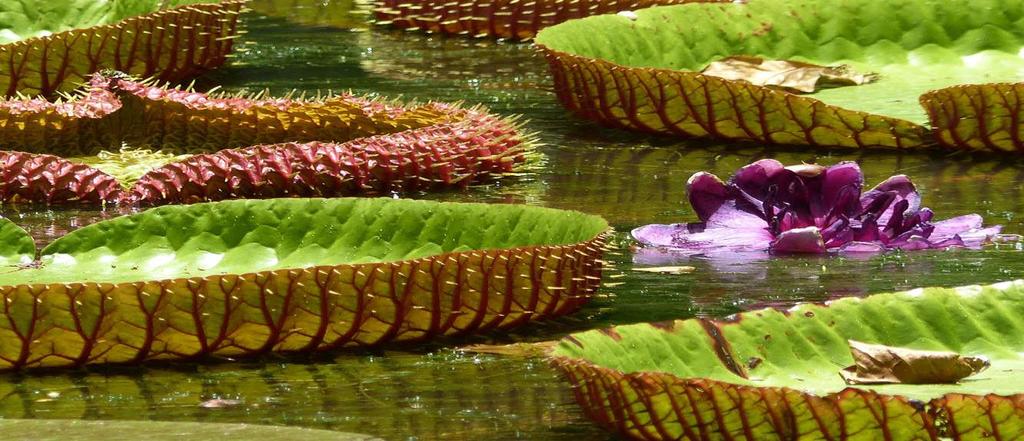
[[3, 3, 1024, 440]]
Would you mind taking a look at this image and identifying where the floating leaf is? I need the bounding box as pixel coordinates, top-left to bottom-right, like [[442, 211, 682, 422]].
[[535, 0, 1024, 151], [550, 280, 1024, 439], [840, 340, 990, 385], [0, 197, 608, 370], [0, 217, 34, 266], [700, 56, 878, 94], [0, 0, 243, 97]]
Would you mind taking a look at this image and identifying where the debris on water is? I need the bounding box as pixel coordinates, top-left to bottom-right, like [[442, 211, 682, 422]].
[[617, 11, 638, 21], [199, 398, 243, 408]]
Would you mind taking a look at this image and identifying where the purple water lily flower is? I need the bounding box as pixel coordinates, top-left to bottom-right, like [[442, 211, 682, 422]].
[[632, 160, 1005, 255]]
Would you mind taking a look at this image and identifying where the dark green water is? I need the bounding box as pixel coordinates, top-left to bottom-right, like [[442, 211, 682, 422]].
[[3, 3, 1024, 440]]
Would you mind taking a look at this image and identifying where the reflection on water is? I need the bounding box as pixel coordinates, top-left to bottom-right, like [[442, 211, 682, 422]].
[[248, 0, 373, 30], [3, 3, 1024, 440], [0, 354, 607, 441]]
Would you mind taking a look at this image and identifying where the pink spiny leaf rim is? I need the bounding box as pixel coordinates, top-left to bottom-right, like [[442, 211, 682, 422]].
[[0, 72, 535, 206]]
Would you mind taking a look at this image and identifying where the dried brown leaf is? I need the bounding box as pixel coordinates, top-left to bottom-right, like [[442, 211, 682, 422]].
[[701, 56, 878, 93], [839, 340, 989, 385]]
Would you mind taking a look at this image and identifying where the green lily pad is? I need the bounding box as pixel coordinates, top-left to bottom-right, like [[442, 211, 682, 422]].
[[551, 280, 1024, 439], [0, 198, 608, 370], [0, 217, 33, 266], [1, 0, 200, 43], [0, 0, 243, 96], [0, 419, 380, 440], [535, 0, 1024, 151]]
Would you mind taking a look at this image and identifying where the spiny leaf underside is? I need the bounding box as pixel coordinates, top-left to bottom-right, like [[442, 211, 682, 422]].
[[0, 73, 530, 205], [0, 151, 125, 204], [0, 1, 245, 98], [129, 117, 525, 205], [373, 0, 700, 40]]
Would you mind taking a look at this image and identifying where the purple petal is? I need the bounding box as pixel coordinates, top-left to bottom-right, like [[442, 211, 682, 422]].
[[817, 161, 863, 222], [930, 236, 968, 249], [634, 160, 1004, 259], [672, 226, 774, 253], [633, 203, 775, 254], [896, 236, 934, 251], [824, 184, 861, 226], [852, 215, 880, 242], [687, 172, 730, 222], [770, 226, 827, 254], [821, 162, 863, 201], [883, 199, 910, 236], [731, 159, 785, 201], [632, 223, 691, 247], [861, 175, 920, 225], [957, 226, 1003, 248], [890, 223, 935, 245], [822, 217, 853, 249], [930, 214, 984, 241], [707, 201, 771, 230], [839, 241, 886, 254]]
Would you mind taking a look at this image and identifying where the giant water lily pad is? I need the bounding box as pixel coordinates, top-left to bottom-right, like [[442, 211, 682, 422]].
[[0, 197, 608, 370], [373, 0, 704, 40], [0, 0, 243, 97], [535, 0, 1024, 151], [551, 280, 1024, 440], [0, 72, 529, 205], [0, 217, 33, 266], [0, 419, 380, 440]]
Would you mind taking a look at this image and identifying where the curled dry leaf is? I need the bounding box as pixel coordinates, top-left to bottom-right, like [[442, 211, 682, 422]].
[[840, 340, 990, 385], [701, 56, 878, 93]]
